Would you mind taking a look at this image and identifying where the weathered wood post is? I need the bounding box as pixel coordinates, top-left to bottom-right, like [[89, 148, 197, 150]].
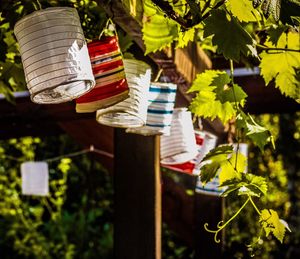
[[114, 129, 161, 259]]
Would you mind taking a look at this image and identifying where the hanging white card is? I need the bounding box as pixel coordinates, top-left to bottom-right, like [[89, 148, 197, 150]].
[[21, 161, 49, 196]]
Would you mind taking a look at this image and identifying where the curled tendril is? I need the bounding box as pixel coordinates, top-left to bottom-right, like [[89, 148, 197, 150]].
[[204, 221, 224, 243], [204, 197, 251, 243]]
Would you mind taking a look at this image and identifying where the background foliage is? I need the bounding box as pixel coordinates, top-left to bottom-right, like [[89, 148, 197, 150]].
[[0, 135, 114, 258]]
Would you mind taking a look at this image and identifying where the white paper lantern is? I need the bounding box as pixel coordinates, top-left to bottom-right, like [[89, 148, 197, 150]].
[[161, 130, 205, 174], [160, 108, 198, 165], [96, 59, 151, 128], [21, 161, 49, 196], [126, 82, 177, 136], [14, 7, 95, 104]]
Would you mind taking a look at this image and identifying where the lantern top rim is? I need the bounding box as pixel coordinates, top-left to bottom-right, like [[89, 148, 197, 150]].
[[14, 7, 78, 33]]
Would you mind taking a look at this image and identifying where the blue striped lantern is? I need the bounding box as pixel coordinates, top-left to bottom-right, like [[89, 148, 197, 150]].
[[126, 82, 177, 136]]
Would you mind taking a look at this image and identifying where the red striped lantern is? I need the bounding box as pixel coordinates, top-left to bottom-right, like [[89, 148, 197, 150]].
[[75, 36, 129, 113]]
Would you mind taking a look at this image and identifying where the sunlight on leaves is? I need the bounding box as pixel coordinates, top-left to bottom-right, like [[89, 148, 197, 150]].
[[189, 70, 247, 124], [260, 32, 300, 101], [260, 209, 287, 243]]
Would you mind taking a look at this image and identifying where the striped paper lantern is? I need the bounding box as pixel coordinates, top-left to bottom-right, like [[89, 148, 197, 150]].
[[96, 59, 151, 128], [75, 36, 129, 112], [161, 130, 205, 174], [160, 108, 198, 165], [21, 161, 49, 196], [126, 82, 177, 136], [14, 7, 95, 104]]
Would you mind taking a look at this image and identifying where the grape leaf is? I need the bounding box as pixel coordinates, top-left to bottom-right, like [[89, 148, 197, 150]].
[[220, 173, 267, 197], [237, 112, 273, 151], [142, 0, 178, 54], [260, 209, 287, 243], [203, 9, 257, 62], [245, 174, 268, 195], [267, 24, 288, 46], [189, 70, 247, 123], [260, 32, 300, 100], [177, 27, 195, 48], [228, 0, 261, 22], [200, 145, 233, 184], [218, 84, 248, 104], [219, 152, 246, 184]]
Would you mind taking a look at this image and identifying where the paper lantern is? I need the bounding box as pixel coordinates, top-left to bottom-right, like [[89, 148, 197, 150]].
[[96, 59, 151, 128], [160, 108, 198, 165], [14, 7, 95, 104], [193, 131, 218, 175], [162, 130, 205, 174], [75, 36, 129, 112], [21, 161, 49, 196], [126, 82, 177, 136]]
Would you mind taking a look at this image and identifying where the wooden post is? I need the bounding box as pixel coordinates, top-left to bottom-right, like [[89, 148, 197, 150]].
[[195, 194, 224, 258], [114, 129, 161, 259]]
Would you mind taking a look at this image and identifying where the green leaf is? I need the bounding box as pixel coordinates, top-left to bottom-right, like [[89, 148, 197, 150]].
[[217, 84, 248, 104], [200, 145, 233, 184], [267, 25, 289, 46], [260, 209, 286, 243], [142, 0, 178, 54], [260, 32, 300, 100], [219, 152, 246, 184], [220, 172, 268, 197], [228, 0, 261, 22], [177, 27, 195, 48], [244, 174, 268, 195], [189, 70, 247, 124], [203, 9, 257, 62], [237, 112, 273, 151], [188, 70, 227, 93]]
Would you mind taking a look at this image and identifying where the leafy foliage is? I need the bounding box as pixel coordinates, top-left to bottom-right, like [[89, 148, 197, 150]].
[[218, 152, 246, 184], [203, 9, 258, 62], [142, 0, 178, 54], [188, 70, 247, 123], [199, 144, 234, 184], [260, 209, 287, 243], [221, 173, 268, 197], [237, 111, 274, 151], [259, 31, 300, 101], [228, 0, 261, 22], [0, 135, 114, 258]]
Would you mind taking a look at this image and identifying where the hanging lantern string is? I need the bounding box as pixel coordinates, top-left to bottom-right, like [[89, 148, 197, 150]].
[[154, 68, 164, 82], [0, 145, 114, 163]]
